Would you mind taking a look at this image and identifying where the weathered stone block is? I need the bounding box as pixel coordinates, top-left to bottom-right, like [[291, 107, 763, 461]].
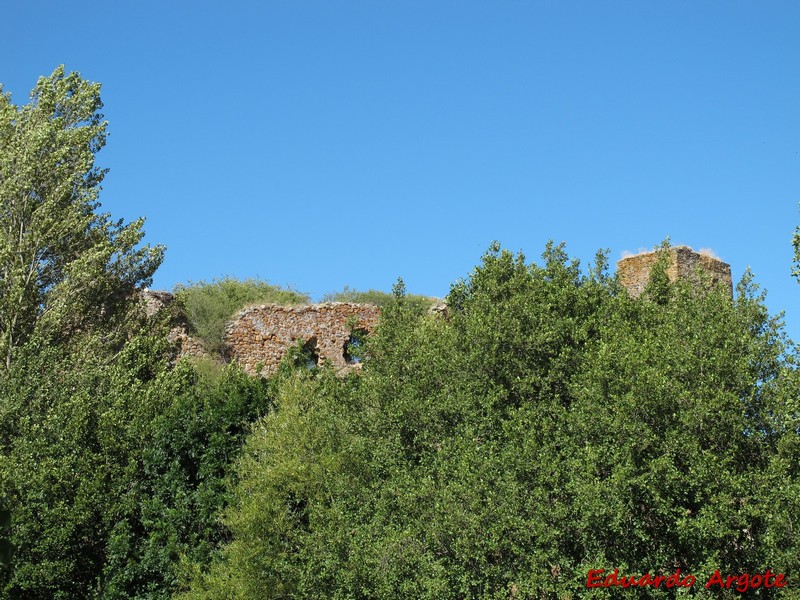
[[617, 246, 732, 298]]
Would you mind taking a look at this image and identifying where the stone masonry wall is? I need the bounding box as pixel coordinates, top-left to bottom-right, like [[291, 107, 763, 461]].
[[617, 246, 733, 298], [224, 303, 381, 376], [140, 289, 213, 361]]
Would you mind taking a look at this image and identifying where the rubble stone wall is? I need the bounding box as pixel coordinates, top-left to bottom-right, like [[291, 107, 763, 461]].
[[224, 303, 382, 376], [140, 289, 214, 361], [617, 246, 733, 298], [141, 289, 176, 318]]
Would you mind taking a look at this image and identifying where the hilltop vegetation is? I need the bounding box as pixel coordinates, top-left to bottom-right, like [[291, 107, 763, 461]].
[[174, 278, 310, 353], [322, 285, 438, 312], [172, 280, 434, 356], [1, 68, 800, 599]]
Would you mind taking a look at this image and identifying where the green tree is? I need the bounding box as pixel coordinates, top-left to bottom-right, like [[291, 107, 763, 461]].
[[0, 67, 273, 599], [0, 503, 11, 590], [0, 328, 273, 599], [175, 368, 353, 600], [793, 220, 800, 282], [181, 243, 799, 599], [0, 66, 163, 369]]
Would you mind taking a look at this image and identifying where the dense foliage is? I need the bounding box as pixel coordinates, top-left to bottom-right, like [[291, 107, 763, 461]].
[[174, 278, 309, 353], [0, 324, 274, 599], [179, 244, 800, 599]]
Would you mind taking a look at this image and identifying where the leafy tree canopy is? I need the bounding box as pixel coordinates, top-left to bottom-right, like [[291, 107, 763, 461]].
[[179, 242, 800, 599], [0, 66, 163, 369], [0, 326, 274, 599]]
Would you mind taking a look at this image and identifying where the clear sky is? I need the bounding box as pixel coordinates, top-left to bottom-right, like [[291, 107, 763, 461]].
[[3, 2, 799, 339]]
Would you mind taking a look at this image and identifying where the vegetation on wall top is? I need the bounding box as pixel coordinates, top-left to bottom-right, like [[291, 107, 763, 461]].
[[322, 284, 438, 312], [174, 277, 310, 353]]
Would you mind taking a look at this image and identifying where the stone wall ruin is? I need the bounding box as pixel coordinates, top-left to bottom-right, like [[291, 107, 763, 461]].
[[616, 245, 732, 298], [141, 291, 381, 375], [224, 303, 381, 376], [140, 289, 212, 360]]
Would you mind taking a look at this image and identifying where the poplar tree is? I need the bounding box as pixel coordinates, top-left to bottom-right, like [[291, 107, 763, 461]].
[[0, 66, 163, 369]]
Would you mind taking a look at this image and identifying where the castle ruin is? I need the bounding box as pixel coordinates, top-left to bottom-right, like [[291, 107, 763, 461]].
[[617, 245, 732, 298], [144, 245, 732, 376], [140, 290, 381, 376]]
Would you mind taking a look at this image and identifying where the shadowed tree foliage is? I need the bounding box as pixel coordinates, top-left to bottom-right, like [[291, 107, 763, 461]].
[[0, 330, 274, 599], [0, 505, 11, 570]]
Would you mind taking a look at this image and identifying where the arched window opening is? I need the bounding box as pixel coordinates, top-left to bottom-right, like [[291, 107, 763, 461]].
[[343, 329, 368, 365], [302, 337, 320, 369]]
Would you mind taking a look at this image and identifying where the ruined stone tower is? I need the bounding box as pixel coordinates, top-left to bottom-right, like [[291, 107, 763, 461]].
[[616, 245, 733, 298]]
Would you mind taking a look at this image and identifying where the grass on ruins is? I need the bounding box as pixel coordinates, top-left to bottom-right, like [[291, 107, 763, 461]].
[[174, 278, 310, 353]]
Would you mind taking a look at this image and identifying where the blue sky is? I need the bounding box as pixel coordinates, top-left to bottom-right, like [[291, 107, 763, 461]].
[[3, 2, 800, 338]]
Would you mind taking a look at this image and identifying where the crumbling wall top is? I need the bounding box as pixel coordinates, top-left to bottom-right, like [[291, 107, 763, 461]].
[[140, 289, 176, 317]]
